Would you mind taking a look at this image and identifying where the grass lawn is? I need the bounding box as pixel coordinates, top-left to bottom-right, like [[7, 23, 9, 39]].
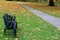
[[24, 2, 60, 18], [0, 1, 60, 40]]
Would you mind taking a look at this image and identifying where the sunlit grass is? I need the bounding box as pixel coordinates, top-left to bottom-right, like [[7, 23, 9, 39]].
[[0, 1, 60, 40]]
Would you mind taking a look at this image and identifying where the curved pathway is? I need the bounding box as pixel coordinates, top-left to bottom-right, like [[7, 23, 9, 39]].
[[18, 2, 60, 28]]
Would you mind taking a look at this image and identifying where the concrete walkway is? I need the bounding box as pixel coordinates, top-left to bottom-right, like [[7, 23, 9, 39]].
[[18, 2, 60, 28]]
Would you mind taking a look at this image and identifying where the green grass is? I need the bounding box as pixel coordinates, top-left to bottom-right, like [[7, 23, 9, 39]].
[[0, 11, 60, 40], [0, 1, 60, 40]]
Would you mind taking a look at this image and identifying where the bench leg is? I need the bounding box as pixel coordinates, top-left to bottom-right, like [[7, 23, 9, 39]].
[[4, 28, 6, 35], [14, 29, 16, 37]]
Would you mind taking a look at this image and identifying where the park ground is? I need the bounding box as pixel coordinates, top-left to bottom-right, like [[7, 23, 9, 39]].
[[24, 2, 60, 18], [0, 1, 60, 40]]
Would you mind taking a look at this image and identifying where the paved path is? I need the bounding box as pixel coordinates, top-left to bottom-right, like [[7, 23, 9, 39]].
[[18, 2, 60, 28]]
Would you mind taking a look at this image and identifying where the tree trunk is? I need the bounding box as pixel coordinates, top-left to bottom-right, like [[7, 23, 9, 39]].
[[49, 0, 55, 6], [6, 0, 12, 1]]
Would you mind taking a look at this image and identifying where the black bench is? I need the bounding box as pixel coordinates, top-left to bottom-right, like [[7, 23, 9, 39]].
[[3, 14, 17, 37]]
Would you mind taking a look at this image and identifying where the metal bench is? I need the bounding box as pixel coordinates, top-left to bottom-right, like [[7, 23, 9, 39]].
[[3, 14, 17, 37]]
